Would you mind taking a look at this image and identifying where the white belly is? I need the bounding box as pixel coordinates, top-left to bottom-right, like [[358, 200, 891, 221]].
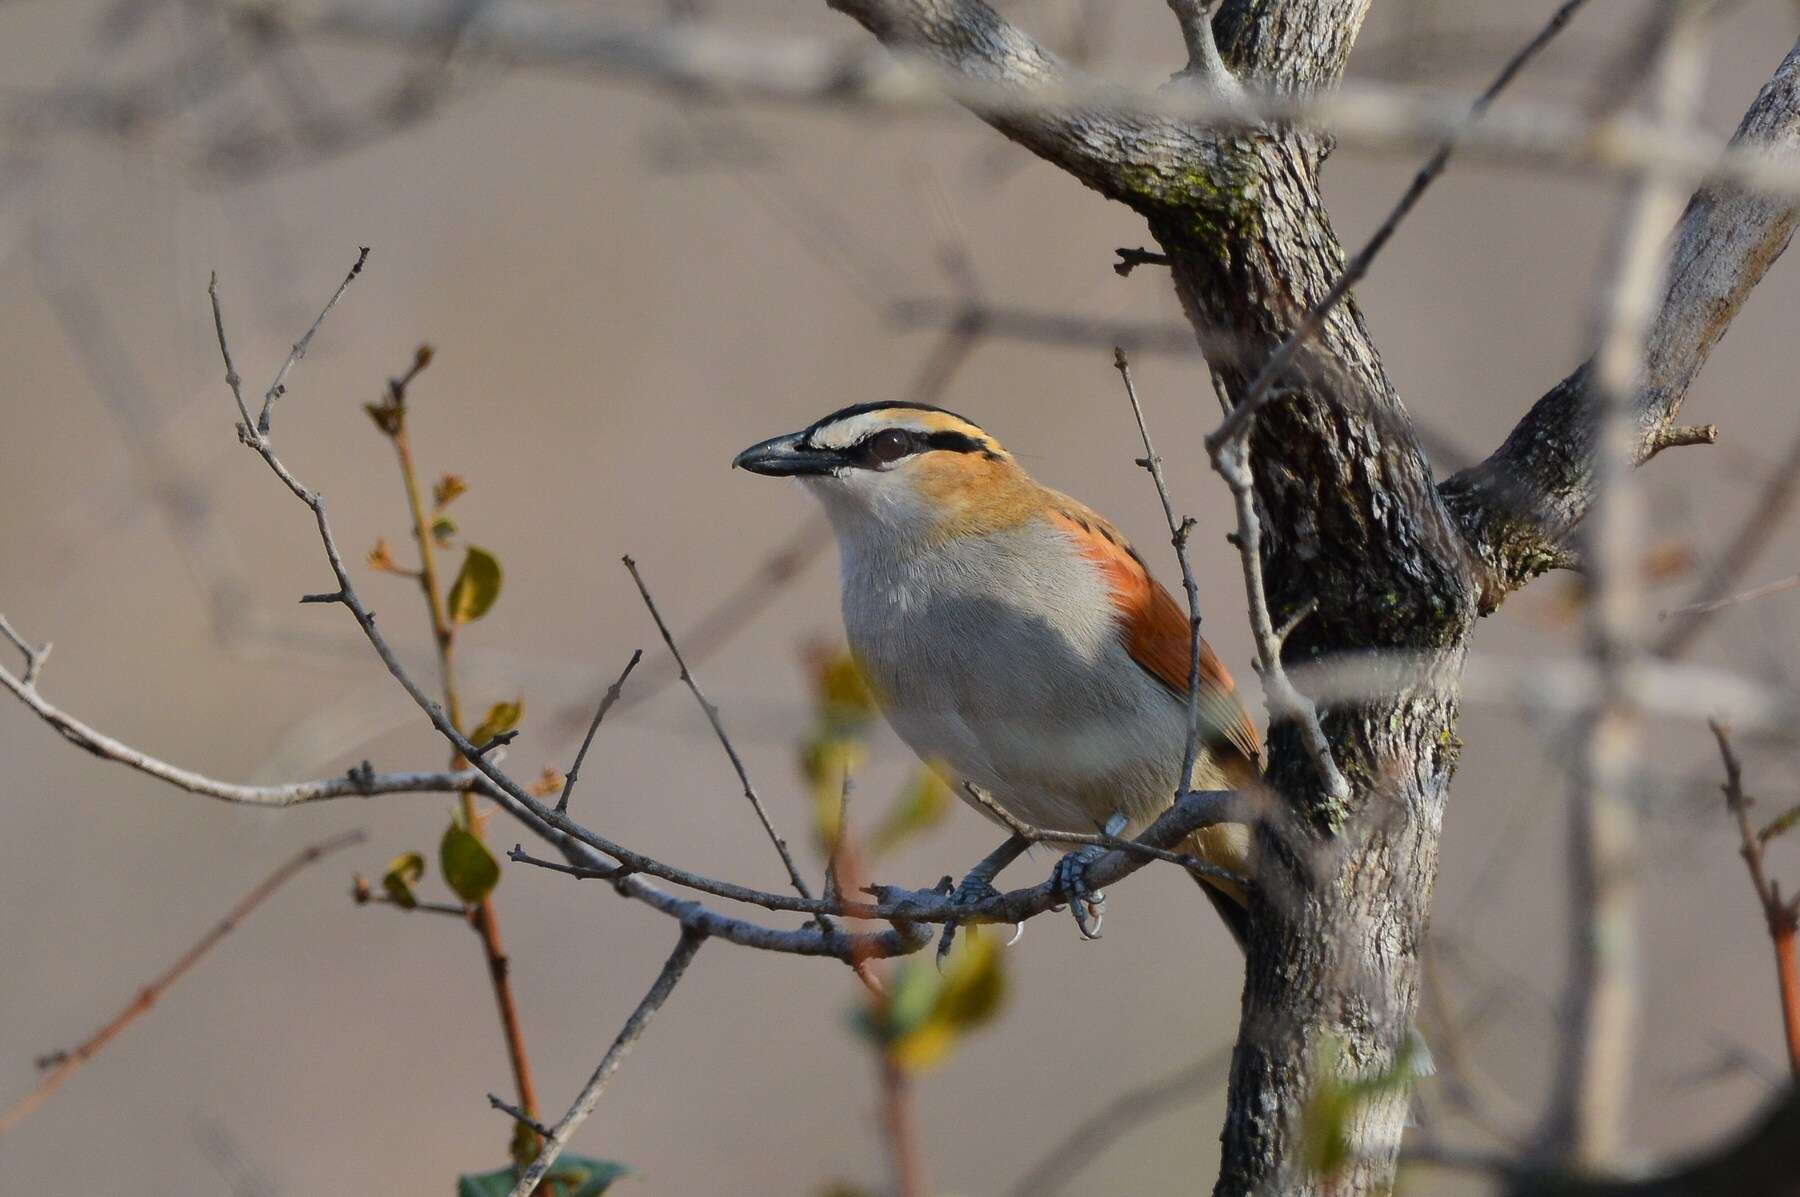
[[840, 521, 1200, 837]]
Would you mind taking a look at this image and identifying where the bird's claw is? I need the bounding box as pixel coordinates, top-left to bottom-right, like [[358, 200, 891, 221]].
[[1053, 845, 1107, 940], [937, 874, 1006, 967]]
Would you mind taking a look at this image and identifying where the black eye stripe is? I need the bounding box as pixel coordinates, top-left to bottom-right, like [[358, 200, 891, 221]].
[[842, 427, 991, 468]]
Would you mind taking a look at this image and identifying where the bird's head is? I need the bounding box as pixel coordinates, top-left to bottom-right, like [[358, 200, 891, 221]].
[[733, 402, 1030, 542]]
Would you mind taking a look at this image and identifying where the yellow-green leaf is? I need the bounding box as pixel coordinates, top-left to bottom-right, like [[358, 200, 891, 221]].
[[879, 930, 1008, 1074], [468, 699, 524, 749], [447, 546, 502, 623], [1759, 802, 1800, 844], [382, 851, 425, 909], [441, 822, 500, 904], [805, 645, 880, 732], [932, 926, 1006, 1032]]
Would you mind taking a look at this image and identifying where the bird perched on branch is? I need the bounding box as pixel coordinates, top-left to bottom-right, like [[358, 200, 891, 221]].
[[734, 401, 1260, 952]]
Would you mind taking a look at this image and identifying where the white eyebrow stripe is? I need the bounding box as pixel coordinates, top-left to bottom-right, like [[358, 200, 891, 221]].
[[807, 411, 936, 450]]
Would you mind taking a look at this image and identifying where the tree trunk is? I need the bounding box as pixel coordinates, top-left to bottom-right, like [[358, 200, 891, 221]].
[[825, 0, 1800, 1191]]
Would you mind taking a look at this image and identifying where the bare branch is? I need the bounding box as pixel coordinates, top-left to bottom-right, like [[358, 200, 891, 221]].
[[1210, 0, 1592, 452], [1709, 722, 1800, 1078], [557, 648, 643, 814], [1661, 574, 1800, 624], [1445, 35, 1800, 601], [1006, 1045, 1234, 1197], [257, 246, 369, 434], [621, 555, 817, 903], [1206, 402, 1351, 804], [1656, 421, 1800, 656], [0, 831, 364, 1137], [506, 928, 706, 1197], [962, 783, 1248, 888], [1114, 348, 1209, 805], [0, 640, 486, 806]]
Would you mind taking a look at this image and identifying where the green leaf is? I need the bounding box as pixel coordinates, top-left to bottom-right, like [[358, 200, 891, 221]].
[[381, 851, 425, 909], [456, 1156, 630, 1197], [1759, 802, 1800, 844], [468, 699, 524, 749], [447, 546, 503, 624], [431, 515, 458, 548], [441, 821, 501, 905]]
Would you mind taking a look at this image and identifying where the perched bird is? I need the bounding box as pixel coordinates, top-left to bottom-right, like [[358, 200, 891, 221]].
[[733, 401, 1260, 950]]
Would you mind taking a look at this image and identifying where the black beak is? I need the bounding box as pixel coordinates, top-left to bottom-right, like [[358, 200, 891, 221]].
[[732, 431, 841, 477]]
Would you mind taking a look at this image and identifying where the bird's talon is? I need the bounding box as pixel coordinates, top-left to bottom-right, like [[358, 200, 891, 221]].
[[1052, 845, 1108, 940], [936, 874, 1004, 966]]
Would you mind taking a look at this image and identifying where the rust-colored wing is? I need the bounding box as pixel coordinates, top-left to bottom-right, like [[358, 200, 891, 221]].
[[1047, 500, 1261, 776]]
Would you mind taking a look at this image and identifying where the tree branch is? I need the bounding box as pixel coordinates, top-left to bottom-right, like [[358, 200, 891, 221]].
[[0, 831, 364, 1136], [506, 927, 706, 1197], [1444, 36, 1800, 605]]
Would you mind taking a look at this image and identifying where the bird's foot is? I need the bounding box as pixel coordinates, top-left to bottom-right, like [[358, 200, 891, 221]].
[[936, 873, 1000, 966], [936, 835, 1029, 967], [1051, 845, 1108, 939], [1050, 814, 1127, 941]]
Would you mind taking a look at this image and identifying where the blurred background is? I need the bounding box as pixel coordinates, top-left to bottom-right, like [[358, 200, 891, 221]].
[[3, 1, 1799, 1193]]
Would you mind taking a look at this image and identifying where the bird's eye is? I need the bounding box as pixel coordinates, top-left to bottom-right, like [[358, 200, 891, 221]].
[[868, 428, 913, 465]]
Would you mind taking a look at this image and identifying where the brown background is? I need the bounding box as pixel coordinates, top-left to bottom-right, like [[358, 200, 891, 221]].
[[3, 1, 1799, 1193]]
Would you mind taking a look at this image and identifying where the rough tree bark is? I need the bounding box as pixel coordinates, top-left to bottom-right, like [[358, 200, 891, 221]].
[[824, 1, 1800, 1194]]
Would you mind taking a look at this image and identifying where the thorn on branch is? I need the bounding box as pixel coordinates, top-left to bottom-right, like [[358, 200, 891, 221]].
[[299, 591, 347, 605]]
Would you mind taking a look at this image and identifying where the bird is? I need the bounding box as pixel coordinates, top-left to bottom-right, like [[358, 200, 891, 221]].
[[732, 400, 1261, 953]]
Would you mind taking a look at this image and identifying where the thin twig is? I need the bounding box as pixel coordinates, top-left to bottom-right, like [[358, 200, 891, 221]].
[[1212, 0, 1593, 449], [1115, 347, 1209, 801], [1660, 575, 1800, 624], [1006, 1044, 1234, 1197], [963, 783, 1247, 888], [507, 787, 1244, 925], [621, 555, 817, 903], [257, 247, 368, 433], [0, 642, 486, 805], [1708, 721, 1800, 1077], [487, 1094, 555, 1140], [0, 831, 364, 1136], [506, 928, 706, 1197], [1205, 405, 1351, 804], [1657, 424, 1800, 656], [557, 649, 643, 814]]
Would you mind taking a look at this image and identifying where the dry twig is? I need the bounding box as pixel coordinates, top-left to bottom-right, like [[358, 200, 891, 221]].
[[1708, 721, 1800, 1077], [0, 831, 364, 1136]]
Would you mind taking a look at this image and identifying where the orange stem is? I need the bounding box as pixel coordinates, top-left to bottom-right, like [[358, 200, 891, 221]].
[[1773, 917, 1800, 1078], [386, 419, 541, 1141]]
